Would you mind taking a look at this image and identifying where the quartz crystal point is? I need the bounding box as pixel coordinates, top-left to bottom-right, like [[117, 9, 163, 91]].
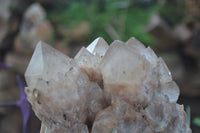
[[25, 41, 90, 132], [75, 37, 109, 82], [101, 40, 156, 107], [25, 37, 191, 133], [86, 37, 109, 57]]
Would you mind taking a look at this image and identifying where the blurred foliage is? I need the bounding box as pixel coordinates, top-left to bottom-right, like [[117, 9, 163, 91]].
[[47, 0, 199, 46], [184, 0, 200, 21], [47, 0, 158, 46], [159, 1, 185, 26], [159, 0, 200, 26]]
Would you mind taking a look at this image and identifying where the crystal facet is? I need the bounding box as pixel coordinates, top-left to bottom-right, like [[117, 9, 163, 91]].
[[86, 37, 109, 57]]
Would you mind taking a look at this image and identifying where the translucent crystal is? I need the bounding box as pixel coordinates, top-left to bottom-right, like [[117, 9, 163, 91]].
[[75, 37, 108, 82], [101, 40, 155, 107], [87, 82, 107, 123], [164, 104, 191, 133], [160, 81, 180, 103], [25, 41, 73, 88], [25, 37, 191, 133], [144, 100, 175, 132], [158, 57, 172, 83], [126, 37, 158, 67], [92, 101, 153, 133], [86, 37, 109, 57], [125, 37, 145, 49], [25, 41, 90, 129], [75, 47, 102, 81]]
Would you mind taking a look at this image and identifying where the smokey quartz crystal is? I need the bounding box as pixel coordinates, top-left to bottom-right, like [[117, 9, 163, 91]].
[[25, 37, 191, 133]]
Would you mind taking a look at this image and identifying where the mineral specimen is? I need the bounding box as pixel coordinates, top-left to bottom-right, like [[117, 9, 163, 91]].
[[25, 37, 191, 133]]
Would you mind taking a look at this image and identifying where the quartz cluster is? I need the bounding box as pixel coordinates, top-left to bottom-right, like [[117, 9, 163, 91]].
[[25, 37, 191, 133]]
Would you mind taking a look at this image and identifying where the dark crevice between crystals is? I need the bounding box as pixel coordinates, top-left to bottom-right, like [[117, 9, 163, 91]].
[[63, 114, 67, 120], [85, 118, 93, 132]]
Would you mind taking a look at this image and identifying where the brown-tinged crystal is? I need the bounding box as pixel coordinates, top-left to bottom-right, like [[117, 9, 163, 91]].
[[25, 37, 191, 133]]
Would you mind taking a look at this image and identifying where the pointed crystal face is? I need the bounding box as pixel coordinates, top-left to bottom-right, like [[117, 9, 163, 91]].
[[25, 41, 72, 88], [25, 41, 90, 128], [125, 37, 145, 49], [86, 37, 109, 57], [126, 37, 158, 67], [25, 41, 44, 87]]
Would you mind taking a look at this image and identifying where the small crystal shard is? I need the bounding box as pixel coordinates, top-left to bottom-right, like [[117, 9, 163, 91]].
[[25, 37, 191, 133]]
